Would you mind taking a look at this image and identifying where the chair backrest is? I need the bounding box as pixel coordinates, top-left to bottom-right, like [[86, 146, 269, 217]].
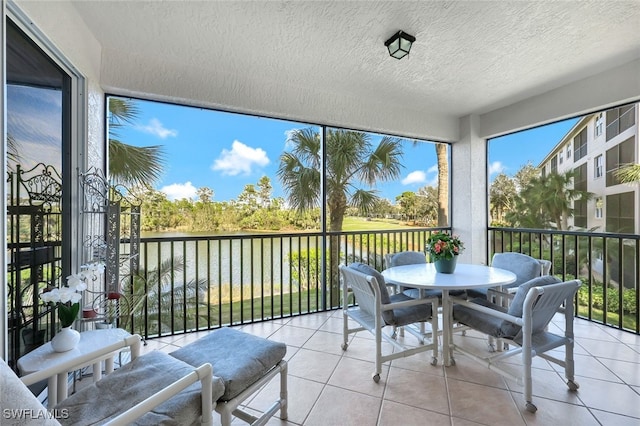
[[492, 252, 542, 288], [537, 259, 552, 276], [385, 251, 426, 268], [499, 275, 563, 337], [524, 279, 581, 335], [341, 263, 395, 324]]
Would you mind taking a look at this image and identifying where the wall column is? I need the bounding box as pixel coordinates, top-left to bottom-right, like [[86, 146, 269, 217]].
[[452, 114, 488, 265]]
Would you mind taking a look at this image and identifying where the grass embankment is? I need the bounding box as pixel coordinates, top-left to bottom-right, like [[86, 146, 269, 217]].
[[341, 216, 415, 231]]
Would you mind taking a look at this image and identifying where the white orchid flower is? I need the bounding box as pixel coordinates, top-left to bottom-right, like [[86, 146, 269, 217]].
[[58, 287, 75, 303], [67, 274, 83, 287], [72, 281, 88, 292], [40, 288, 61, 304], [69, 292, 82, 304]]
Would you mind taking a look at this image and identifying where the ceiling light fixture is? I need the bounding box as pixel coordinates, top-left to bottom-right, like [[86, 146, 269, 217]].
[[384, 30, 416, 59]]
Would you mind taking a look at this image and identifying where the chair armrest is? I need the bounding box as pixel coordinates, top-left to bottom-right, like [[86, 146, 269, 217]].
[[103, 363, 214, 426], [454, 299, 523, 326], [381, 296, 439, 312], [20, 334, 142, 386]]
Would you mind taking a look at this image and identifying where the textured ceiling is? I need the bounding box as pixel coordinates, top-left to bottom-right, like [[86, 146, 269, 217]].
[[70, 0, 640, 139]]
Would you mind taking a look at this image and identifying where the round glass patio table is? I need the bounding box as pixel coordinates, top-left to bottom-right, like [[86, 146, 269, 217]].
[[381, 262, 516, 366]]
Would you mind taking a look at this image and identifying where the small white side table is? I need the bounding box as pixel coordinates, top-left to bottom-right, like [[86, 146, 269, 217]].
[[18, 328, 131, 408]]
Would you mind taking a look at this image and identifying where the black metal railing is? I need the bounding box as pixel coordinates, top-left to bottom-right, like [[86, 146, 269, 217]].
[[115, 226, 639, 340], [489, 227, 639, 334], [124, 227, 449, 339]]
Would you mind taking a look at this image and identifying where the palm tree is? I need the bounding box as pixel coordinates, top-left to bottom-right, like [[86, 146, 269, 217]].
[[278, 128, 403, 306], [615, 163, 640, 183], [108, 97, 166, 187], [435, 143, 448, 226], [508, 171, 592, 230], [120, 257, 209, 336]]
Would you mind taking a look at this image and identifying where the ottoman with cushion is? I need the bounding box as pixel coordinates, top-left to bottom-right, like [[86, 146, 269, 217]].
[[55, 350, 225, 425], [170, 327, 288, 426]]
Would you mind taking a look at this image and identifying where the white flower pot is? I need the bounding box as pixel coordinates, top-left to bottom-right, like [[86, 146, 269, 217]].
[[51, 326, 81, 352], [95, 321, 113, 330]]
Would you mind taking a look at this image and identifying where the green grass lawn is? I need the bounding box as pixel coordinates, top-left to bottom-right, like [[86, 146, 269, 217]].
[[341, 216, 415, 231]]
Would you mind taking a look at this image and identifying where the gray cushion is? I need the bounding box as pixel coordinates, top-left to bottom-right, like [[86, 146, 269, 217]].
[[453, 298, 509, 338], [348, 262, 395, 323], [386, 293, 433, 327], [348, 262, 391, 304], [170, 327, 286, 401], [492, 252, 542, 289], [388, 251, 426, 267], [467, 252, 542, 299], [55, 350, 225, 426], [1, 358, 61, 426], [454, 275, 562, 339], [500, 275, 562, 336]]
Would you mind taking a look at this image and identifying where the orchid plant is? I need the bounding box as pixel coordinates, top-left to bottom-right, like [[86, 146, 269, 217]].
[[41, 262, 105, 328]]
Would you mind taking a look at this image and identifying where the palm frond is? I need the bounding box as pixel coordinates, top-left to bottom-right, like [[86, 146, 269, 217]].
[[615, 163, 640, 183], [360, 136, 403, 184], [109, 139, 166, 187], [350, 189, 379, 215]]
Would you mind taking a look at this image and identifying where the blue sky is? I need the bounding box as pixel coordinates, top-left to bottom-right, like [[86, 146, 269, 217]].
[[115, 98, 579, 203], [8, 88, 578, 204]]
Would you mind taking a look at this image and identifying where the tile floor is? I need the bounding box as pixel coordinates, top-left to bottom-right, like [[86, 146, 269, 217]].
[[140, 311, 640, 426]]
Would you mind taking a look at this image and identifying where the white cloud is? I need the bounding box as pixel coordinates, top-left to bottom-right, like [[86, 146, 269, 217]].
[[402, 170, 427, 185], [488, 161, 506, 175], [161, 181, 198, 201], [138, 118, 178, 139], [212, 140, 270, 176], [426, 164, 438, 174]]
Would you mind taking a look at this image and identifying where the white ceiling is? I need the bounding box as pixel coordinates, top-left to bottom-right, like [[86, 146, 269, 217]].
[[69, 0, 640, 141]]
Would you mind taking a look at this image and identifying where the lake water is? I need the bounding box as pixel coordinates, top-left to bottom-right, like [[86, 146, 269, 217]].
[[137, 231, 321, 291]]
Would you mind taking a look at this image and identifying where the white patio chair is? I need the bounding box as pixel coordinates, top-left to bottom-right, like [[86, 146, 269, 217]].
[[452, 275, 581, 413], [340, 263, 439, 382]]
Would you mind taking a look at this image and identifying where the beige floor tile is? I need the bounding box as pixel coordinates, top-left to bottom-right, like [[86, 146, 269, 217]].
[[304, 385, 381, 426], [133, 309, 640, 425], [379, 399, 451, 425], [447, 378, 525, 426], [571, 376, 640, 418], [390, 347, 443, 376], [578, 338, 640, 363], [520, 398, 599, 425], [239, 321, 284, 338], [591, 408, 640, 426], [302, 330, 346, 355], [317, 316, 346, 334], [385, 366, 450, 415], [341, 335, 394, 363], [504, 366, 582, 405], [269, 324, 317, 348], [287, 348, 341, 383], [451, 417, 485, 426], [328, 356, 389, 397], [443, 354, 508, 390], [599, 357, 640, 386], [250, 374, 324, 425], [547, 352, 622, 383], [284, 313, 331, 330]]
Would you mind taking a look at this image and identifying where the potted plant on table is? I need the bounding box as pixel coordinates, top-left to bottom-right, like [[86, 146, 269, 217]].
[[40, 262, 105, 352], [425, 232, 465, 274]]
